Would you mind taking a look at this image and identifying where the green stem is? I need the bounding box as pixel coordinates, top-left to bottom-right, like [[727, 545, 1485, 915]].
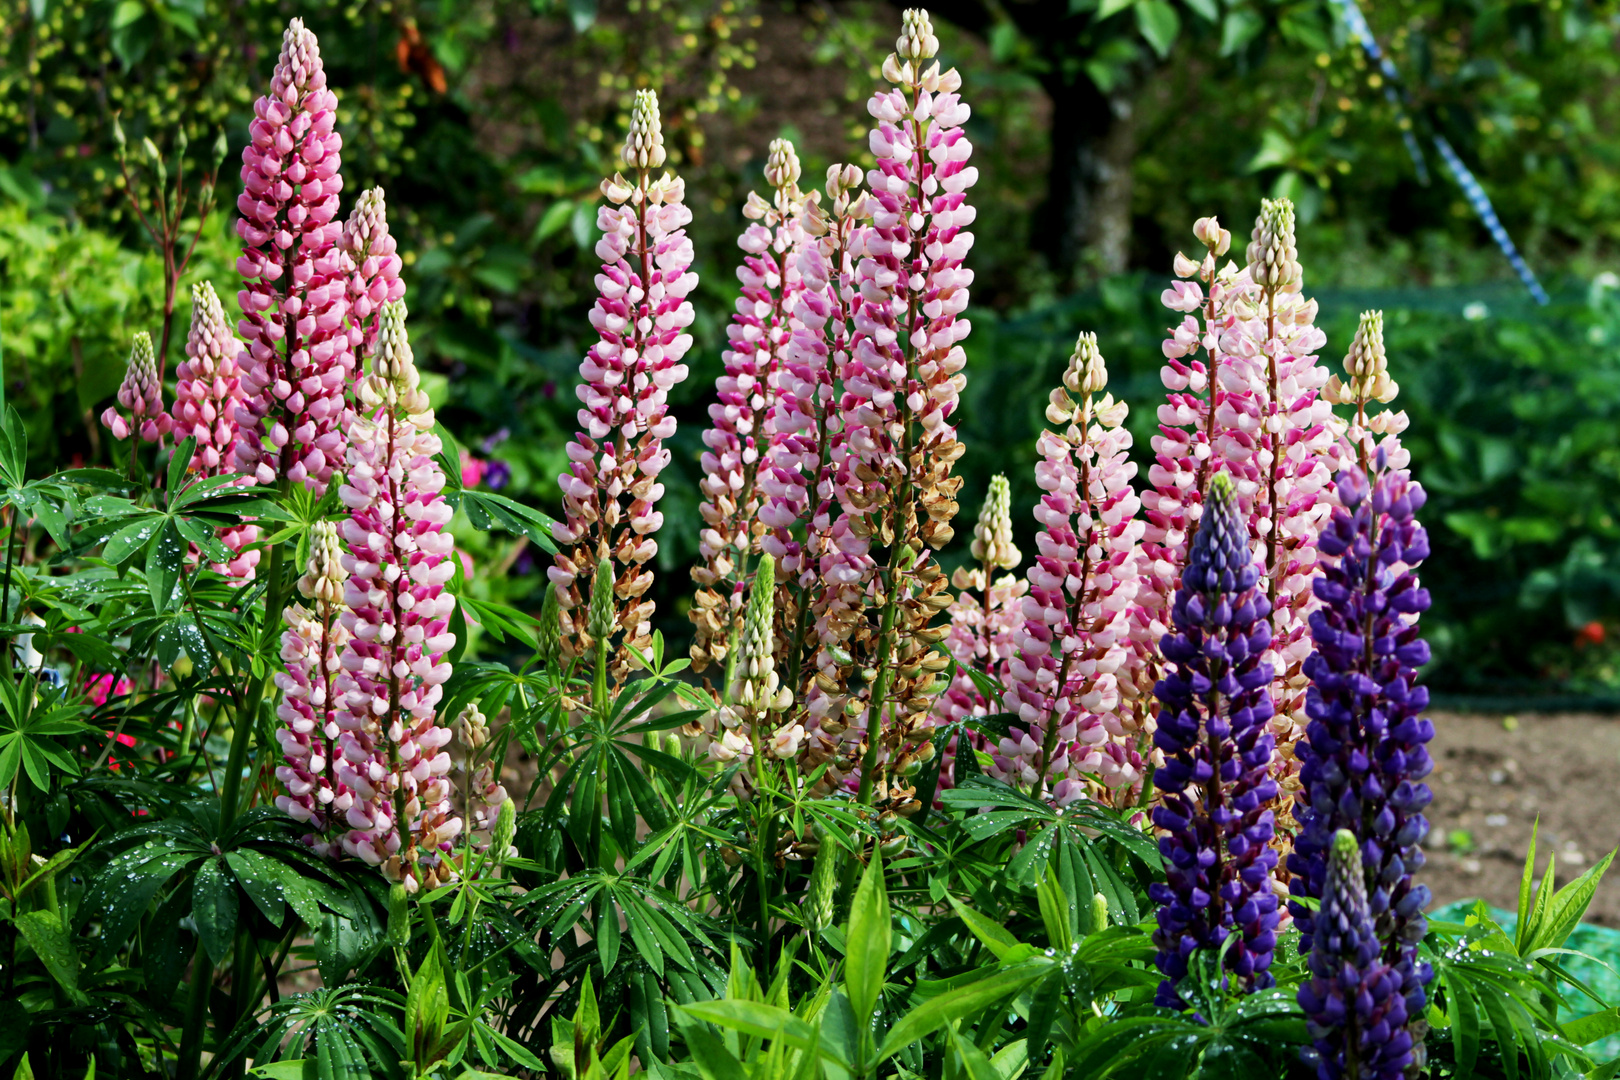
[[853, 590, 901, 808], [0, 506, 18, 675], [175, 952, 215, 1080], [219, 485, 289, 828]]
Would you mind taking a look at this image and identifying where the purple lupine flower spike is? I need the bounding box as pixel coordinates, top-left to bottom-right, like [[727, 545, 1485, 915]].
[[1149, 469, 1280, 1006], [1298, 829, 1416, 1080], [1288, 460, 1434, 1037]]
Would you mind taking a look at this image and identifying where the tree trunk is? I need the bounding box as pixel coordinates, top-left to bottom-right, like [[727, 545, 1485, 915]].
[[1039, 73, 1139, 282]]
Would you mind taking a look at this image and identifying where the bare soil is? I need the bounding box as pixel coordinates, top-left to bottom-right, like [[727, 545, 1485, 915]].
[[1419, 710, 1620, 926]]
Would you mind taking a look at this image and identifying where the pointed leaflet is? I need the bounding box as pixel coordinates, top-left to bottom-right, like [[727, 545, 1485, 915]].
[[844, 853, 891, 1035], [192, 856, 240, 964], [13, 909, 80, 998]]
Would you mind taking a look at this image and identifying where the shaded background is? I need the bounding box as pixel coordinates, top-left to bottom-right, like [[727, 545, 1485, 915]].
[[6, 0, 1620, 698]]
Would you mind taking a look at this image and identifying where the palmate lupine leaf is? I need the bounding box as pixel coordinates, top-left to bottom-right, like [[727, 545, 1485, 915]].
[[217, 985, 407, 1080]]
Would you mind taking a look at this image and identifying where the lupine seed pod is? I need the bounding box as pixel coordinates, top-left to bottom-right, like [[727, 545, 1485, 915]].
[[1149, 471, 1280, 1006], [232, 18, 353, 495], [331, 301, 461, 892], [340, 186, 407, 369], [101, 332, 172, 444], [1288, 463, 1434, 1028], [549, 89, 695, 686], [690, 140, 808, 674], [273, 519, 352, 855], [1001, 333, 1148, 804], [1297, 830, 1417, 1080]]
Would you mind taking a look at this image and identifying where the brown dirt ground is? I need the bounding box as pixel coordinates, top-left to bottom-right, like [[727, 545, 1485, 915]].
[[1419, 711, 1620, 926]]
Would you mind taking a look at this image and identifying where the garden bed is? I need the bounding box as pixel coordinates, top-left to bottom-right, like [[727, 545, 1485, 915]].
[[1421, 710, 1620, 924]]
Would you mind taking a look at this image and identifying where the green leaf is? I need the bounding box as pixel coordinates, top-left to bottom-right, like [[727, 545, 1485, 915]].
[[168, 436, 197, 494], [676, 1021, 749, 1080], [1517, 819, 1539, 949], [225, 849, 288, 928], [1531, 848, 1615, 955], [146, 520, 186, 612], [1563, 1007, 1620, 1047], [460, 490, 558, 553], [677, 1001, 827, 1060], [534, 200, 576, 244], [1220, 10, 1263, 55], [1135, 0, 1179, 58], [945, 896, 1023, 960], [192, 857, 239, 965], [844, 853, 891, 1031], [13, 908, 79, 997], [948, 1026, 1001, 1080], [1097, 0, 1136, 17], [875, 963, 1050, 1062], [101, 516, 162, 565]]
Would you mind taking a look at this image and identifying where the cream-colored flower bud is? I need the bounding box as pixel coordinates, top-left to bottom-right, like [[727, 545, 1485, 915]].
[[1065, 331, 1108, 397], [827, 163, 861, 199], [897, 8, 939, 60], [969, 474, 1020, 571], [1173, 251, 1199, 279], [621, 89, 667, 170], [1193, 215, 1232, 256], [1245, 197, 1301, 294], [765, 138, 801, 191], [373, 300, 418, 391], [298, 520, 348, 605], [457, 702, 490, 752], [1045, 386, 1076, 426]]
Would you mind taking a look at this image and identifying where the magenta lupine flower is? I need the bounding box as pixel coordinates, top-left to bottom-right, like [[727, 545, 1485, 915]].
[[690, 140, 807, 674], [101, 332, 172, 444], [1000, 333, 1147, 804], [173, 282, 261, 580], [331, 302, 462, 891], [232, 18, 353, 494], [548, 90, 695, 681], [340, 186, 406, 368], [273, 519, 352, 856]]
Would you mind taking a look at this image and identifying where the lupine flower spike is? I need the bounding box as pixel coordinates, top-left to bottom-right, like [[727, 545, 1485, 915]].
[[691, 139, 807, 676], [341, 186, 407, 369], [803, 8, 976, 808], [102, 332, 172, 444], [1298, 830, 1416, 1080], [273, 520, 352, 855], [1288, 462, 1433, 1040], [1150, 470, 1280, 1006], [550, 89, 696, 685], [708, 555, 801, 795], [931, 476, 1024, 785], [331, 302, 461, 891], [232, 18, 353, 494], [173, 282, 261, 579], [1324, 310, 1410, 471], [457, 703, 511, 855], [1000, 333, 1147, 803]]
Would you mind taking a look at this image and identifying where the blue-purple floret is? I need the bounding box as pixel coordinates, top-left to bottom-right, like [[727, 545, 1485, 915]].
[[1288, 465, 1434, 1049], [1150, 471, 1281, 1007], [1299, 829, 1415, 1080]]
